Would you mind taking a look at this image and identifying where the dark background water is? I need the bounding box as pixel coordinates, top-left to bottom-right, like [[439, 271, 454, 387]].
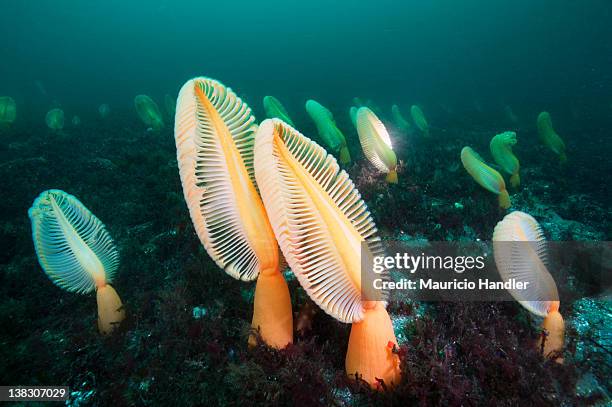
[[1, 0, 611, 122], [0, 2, 610, 404]]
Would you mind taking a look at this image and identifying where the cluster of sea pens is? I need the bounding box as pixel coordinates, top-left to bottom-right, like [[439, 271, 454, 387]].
[[10, 68, 608, 404]]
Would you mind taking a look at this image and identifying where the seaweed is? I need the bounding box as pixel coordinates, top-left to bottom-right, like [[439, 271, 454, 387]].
[[0, 108, 609, 406]]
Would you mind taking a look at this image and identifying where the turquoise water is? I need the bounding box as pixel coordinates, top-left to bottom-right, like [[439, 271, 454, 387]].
[[0, 1, 610, 405], [1, 1, 611, 116]]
